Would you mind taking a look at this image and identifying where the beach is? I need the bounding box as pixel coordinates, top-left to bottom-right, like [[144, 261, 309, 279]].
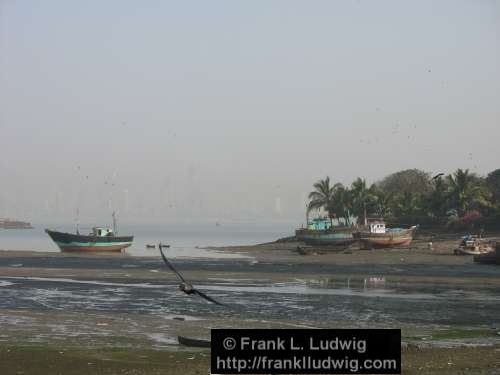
[[0, 239, 499, 374]]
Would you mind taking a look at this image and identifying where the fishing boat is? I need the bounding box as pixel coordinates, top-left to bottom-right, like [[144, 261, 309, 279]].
[[295, 218, 356, 246], [45, 213, 133, 252], [474, 242, 500, 265], [453, 235, 495, 255], [354, 220, 418, 249]]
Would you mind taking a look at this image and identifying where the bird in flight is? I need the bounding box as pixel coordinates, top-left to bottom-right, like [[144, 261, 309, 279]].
[[158, 245, 224, 306], [432, 173, 445, 180]]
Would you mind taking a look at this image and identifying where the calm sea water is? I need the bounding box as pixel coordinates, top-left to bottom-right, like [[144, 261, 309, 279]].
[[0, 221, 295, 258]]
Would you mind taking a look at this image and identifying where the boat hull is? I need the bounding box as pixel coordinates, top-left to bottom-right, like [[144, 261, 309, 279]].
[[178, 335, 211, 348], [474, 244, 500, 265], [355, 226, 417, 249], [45, 229, 133, 253], [295, 228, 356, 246]]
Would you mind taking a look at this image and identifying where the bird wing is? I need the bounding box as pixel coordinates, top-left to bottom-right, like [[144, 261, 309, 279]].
[[432, 173, 444, 180], [159, 247, 187, 283], [193, 289, 224, 306]]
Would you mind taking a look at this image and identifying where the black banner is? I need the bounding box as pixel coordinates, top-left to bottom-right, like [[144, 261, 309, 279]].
[[211, 329, 401, 374]]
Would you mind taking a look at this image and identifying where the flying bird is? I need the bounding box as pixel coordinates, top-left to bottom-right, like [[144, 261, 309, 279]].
[[432, 173, 444, 180], [158, 245, 224, 306]]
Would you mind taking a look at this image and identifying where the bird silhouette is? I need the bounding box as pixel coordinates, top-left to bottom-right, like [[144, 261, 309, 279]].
[[159, 245, 224, 306], [432, 173, 444, 180]]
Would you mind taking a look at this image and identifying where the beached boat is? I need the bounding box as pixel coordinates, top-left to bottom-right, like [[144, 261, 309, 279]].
[[295, 218, 356, 246], [474, 243, 500, 265], [178, 335, 211, 348], [454, 235, 495, 255], [354, 220, 418, 249]]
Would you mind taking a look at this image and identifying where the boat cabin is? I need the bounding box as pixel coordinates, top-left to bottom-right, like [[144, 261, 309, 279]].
[[307, 218, 332, 231], [92, 227, 114, 237], [368, 221, 386, 234]]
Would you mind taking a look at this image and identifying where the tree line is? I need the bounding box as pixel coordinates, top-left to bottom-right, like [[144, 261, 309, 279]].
[[308, 168, 500, 231]]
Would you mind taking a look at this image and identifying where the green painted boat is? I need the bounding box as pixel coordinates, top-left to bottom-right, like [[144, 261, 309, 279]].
[[45, 227, 133, 252], [295, 228, 355, 246], [295, 218, 355, 246]]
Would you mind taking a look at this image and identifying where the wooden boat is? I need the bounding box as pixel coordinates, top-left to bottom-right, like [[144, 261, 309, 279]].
[[295, 218, 356, 246], [454, 235, 494, 255], [178, 335, 211, 348], [474, 243, 500, 265], [354, 220, 418, 249], [45, 213, 133, 253], [46, 228, 133, 252]]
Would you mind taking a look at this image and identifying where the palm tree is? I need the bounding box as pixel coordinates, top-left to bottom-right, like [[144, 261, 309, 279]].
[[393, 191, 421, 216], [308, 177, 341, 225], [350, 178, 377, 225], [330, 185, 353, 226], [447, 169, 489, 216], [372, 187, 392, 218], [426, 175, 448, 217]]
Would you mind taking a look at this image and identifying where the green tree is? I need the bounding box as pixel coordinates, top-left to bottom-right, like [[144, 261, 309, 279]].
[[350, 178, 377, 224], [372, 187, 393, 218], [329, 185, 353, 225], [377, 169, 432, 196], [485, 169, 500, 213], [307, 177, 342, 225], [426, 175, 449, 217], [447, 169, 489, 216], [376, 169, 431, 218], [393, 191, 422, 216]]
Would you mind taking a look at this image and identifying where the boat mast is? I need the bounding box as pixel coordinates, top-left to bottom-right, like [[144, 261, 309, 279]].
[[112, 211, 117, 235], [306, 204, 309, 227], [75, 208, 80, 234]]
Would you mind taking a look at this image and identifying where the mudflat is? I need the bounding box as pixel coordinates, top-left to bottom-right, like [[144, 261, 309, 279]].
[[0, 238, 499, 374]]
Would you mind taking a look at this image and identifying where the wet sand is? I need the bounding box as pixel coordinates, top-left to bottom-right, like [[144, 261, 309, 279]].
[[0, 238, 499, 374]]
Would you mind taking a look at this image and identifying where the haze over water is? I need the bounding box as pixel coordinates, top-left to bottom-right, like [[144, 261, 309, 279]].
[[1, 1, 499, 226], [0, 221, 292, 257]]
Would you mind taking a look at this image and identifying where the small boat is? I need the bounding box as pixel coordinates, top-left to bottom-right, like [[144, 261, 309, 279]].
[[295, 218, 356, 246], [146, 244, 156, 249], [454, 235, 495, 255], [178, 335, 211, 348], [474, 243, 500, 265], [354, 220, 418, 249], [45, 213, 133, 253]]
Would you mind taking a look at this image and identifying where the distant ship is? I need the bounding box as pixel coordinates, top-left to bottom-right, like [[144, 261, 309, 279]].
[[0, 218, 33, 229], [45, 213, 133, 252]]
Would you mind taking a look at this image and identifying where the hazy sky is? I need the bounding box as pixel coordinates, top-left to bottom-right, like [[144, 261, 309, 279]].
[[1, 0, 499, 224]]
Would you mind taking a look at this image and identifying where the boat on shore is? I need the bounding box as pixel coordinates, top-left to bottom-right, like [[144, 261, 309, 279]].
[[354, 220, 418, 249], [295, 218, 356, 246], [474, 242, 500, 265], [454, 235, 495, 255], [178, 335, 211, 348]]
